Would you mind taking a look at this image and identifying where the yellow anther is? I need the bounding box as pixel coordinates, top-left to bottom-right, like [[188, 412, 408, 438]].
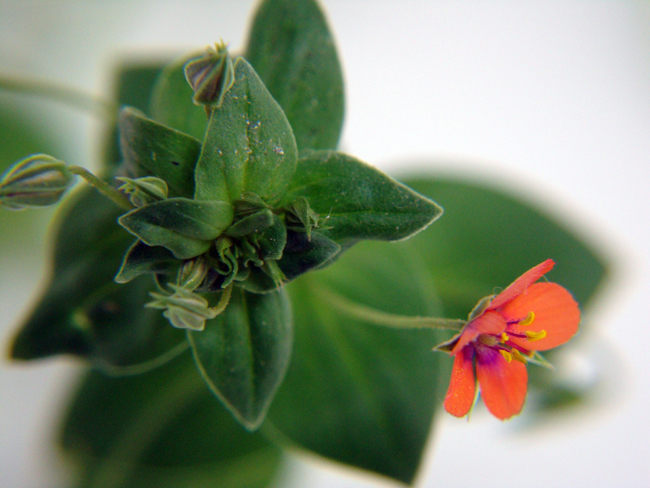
[[499, 350, 512, 363], [500, 332, 510, 343], [525, 329, 547, 342], [519, 311, 535, 326], [510, 349, 528, 364]]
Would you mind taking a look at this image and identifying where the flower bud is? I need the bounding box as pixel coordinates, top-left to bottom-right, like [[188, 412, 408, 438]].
[[184, 41, 235, 109], [147, 284, 218, 331], [116, 176, 168, 208], [0, 154, 74, 210], [178, 256, 209, 290]]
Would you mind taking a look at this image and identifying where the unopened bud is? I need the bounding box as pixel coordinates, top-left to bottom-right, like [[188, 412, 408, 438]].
[[184, 41, 235, 109], [0, 154, 74, 210], [147, 284, 218, 331], [178, 256, 208, 290], [117, 176, 168, 208]]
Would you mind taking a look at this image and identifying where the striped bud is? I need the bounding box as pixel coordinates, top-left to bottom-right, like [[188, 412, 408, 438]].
[[184, 41, 235, 109], [0, 154, 74, 210]]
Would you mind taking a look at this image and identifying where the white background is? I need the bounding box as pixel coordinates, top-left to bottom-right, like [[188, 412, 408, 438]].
[[1, 1, 649, 487]]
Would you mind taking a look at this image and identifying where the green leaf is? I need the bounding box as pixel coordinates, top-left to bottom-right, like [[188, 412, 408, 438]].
[[10, 188, 186, 370], [402, 176, 607, 317], [226, 209, 275, 238], [268, 240, 448, 484], [118, 107, 201, 198], [118, 198, 234, 259], [256, 213, 287, 261], [115, 239, 178, 284], [281, 150, 443, 248], [240, 230, 340, 293], [149, 53, 209, 141], [60, 353, 283, 488], [187, 287, 293, 431], [194, 59, 298, 205], [246, 0, 344, 151]]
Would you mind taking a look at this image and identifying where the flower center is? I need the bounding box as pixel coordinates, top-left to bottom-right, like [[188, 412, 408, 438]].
[[482, 310, 546, 364]]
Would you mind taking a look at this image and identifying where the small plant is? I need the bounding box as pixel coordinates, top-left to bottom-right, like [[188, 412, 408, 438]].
[[0, 0, 607, 486]]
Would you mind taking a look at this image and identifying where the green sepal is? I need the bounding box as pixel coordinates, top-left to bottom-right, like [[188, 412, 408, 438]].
[[118, 198, 234, 259], [60, 354, 283, 488], [194, 58, 298, 205], [149, 53, 208, 141], [115, 239, 178, 284], [246, 0, 345, 151], [256, 213, 287, 261], [226, 209, 275, 238], [285, 196, 320, 239], [268, 241, 448, 485], [187, 287, 293, 431], [280, 150, 443, 248], [116, 176, 169, 208], [10, 188, 186, 369], [118, 107, 201, 198], [241, 230, 340, 293]]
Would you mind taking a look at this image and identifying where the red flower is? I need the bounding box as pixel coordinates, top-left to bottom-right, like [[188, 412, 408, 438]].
[[439, 259, 580, 420]]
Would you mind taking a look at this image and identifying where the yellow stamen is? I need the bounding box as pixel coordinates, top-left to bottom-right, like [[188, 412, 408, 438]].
[[510, 349, 528, 364], [519, 311, 535, 326], [499, 350, 512, 363], [500, 332, 510, 343], [525, 329, 547, 342]]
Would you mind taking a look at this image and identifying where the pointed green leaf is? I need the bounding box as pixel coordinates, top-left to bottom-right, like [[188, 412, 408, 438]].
[[115, 239, 178, 284], [403, 176, 608, 317], [118, 198, 234, 259], [149, 53, 209, 141], [187, 288, 293, 430], [10, 188, 186, 370], [60, 354, 283, 488], [246, 0, 344, 151], [226, 209, 275, 238], [118, 107, 201, 198], [280, 150, 443, 248], [268, 240, 448, 484], [194, 59, 298, 204]]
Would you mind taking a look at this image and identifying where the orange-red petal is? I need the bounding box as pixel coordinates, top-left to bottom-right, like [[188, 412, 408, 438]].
[[500, 282, 580, 351], [451, 310, 507, 354], [487, 259, 555, 311], [444, 346, 476, 418], [476, 347, 528, 420]]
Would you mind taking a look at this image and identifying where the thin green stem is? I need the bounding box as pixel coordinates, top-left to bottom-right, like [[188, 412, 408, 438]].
[[210, 284, 233, 316], [98, 341, 191, 377], [316, 285, 465, 331], [68, 165, 134, 210], [0, 73, 118, 120]]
